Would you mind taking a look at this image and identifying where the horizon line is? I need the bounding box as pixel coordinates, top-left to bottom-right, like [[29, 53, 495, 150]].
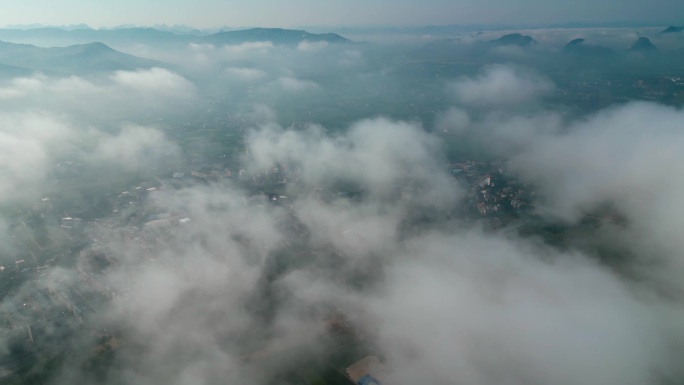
[[1, 20, 681, 32]]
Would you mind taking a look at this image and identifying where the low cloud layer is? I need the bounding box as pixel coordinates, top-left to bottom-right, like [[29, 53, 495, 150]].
[[505, 102, 684, 295], [1, 29, 684, 385], [449, 64, 555, 107], [0, 68, 187, 205], [275, 76, 320, 93], [0, 68, 196, 119], [15, 109, 680, 385]]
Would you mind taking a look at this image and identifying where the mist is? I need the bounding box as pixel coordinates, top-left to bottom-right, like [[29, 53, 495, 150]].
[[1, 21, 684, 385]]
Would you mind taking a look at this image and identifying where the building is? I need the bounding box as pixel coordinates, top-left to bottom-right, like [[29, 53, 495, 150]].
[[358, 375, 381, 385], [346, 356, 385, 385]]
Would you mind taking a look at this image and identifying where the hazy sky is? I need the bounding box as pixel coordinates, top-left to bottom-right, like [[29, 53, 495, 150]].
[[0, 0, 683, 28]]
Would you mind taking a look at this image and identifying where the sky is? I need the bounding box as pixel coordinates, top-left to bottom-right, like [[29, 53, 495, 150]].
[[0, 0, 683, 29]]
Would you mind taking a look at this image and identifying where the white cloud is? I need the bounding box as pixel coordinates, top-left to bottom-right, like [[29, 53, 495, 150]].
[[110, 67, 196, 98], [0, 76, 44, 100], [0, 69, 197, 117], [221, 41, 274, 55], [224, 66, 268, 81], [276, 76, 320, 92], [90, 125, 181, 172], [449, 64, 554, 107], [246, 117, 460, 207], [189, 43, 215, 51], [3, 109, 683, 385], [297, 40, 329, 52], [372, 232, 673, 385], [455, 101, 684, 297], [435, 107, 471, 134], [0, 113, 76, 201], [0, 69, 195, 203]]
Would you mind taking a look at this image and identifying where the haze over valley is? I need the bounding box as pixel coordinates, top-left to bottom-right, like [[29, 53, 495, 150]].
[[1, 8, 684, 385]]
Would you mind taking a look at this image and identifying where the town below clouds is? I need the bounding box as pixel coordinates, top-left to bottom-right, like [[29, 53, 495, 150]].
[[0, 22, 684, 385]]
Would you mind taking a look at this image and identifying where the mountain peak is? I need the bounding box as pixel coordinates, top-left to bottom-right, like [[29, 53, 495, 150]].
[[562, 38, 615, 57], [660, 26, 683, 34], [492, 33, 537, 47], [81, 41, 114, 50], [60, 41, 117, 55], [0, 40, 160, 75], [630, 37, 657, 52], [565, 38, 586, 48]]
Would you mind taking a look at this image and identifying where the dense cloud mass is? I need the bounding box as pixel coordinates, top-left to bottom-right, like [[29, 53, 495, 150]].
[[0, 67, 192, 203], [245, 118, 455, 203], [52, 110, 684, 385], [449, 65, 555, 107], [374, 234, 680, 385], [0, 68, 196, 119], [91, 125, 181, 171], [506, 102, 684, 294], [0, 113, 73, 198], [1, 25, 684, 385]]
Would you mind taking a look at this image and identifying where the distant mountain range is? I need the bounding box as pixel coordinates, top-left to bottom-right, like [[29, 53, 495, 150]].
[[4, 23, 93, 31], [0, 27, 351, 48], [0, 27, 351, 78], [313, 21, 677, 36], [562, 36, 659, 57], [410, 31, 670, 65], [203, 28, 349, 45], [0, 40, 162, 77], [491, 33, 537, 47]]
